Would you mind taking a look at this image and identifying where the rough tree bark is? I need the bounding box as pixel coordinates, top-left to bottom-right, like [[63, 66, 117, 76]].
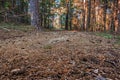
[[28, 0, 41, 30]]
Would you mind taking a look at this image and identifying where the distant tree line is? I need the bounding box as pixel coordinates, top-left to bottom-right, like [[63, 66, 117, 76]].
[[0, 0, 120, 32]]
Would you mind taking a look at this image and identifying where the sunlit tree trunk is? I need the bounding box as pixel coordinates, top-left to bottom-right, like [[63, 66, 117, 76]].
[[83, 0, 86, 31]]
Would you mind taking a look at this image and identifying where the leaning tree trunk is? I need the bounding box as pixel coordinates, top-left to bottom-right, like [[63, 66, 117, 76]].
[[28, 0, 41, 30]]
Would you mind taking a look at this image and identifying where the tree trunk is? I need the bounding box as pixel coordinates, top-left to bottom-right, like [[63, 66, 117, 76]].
[[118, 0, 120, 32], [86, 0, 91, 31], [69, 0, 72, 30], [65, 12, 69, 30], [65, 3, 69, 30], [83, 10, 85, 31], [29, 0, 41, 30], [103, 0, 108, 31]]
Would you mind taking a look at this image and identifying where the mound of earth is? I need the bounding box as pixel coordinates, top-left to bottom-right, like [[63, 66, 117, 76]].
[[0, 30, 120, 80]]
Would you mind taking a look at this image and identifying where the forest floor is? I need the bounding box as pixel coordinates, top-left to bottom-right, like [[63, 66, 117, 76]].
[[0, 28, 120, 80]]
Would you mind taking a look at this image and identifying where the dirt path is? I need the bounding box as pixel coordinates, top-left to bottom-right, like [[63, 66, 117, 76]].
[[0, 30, 120, 80]]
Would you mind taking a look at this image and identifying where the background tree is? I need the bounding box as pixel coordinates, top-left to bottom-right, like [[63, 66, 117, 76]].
[[0, 0, 120, 32], [86, 0, 91, 31], [28, 0, 41, 29]]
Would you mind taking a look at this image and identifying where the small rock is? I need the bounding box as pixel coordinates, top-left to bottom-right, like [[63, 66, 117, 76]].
[[94, 69, 99, 74], [11, 68, 25, 75], [96, 75, 106, 80], [69, 60, 76, 66]]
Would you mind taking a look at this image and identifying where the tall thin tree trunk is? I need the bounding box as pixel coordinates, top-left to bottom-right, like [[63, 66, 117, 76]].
[[69, 0, 72, 30], [83, 0, 86, 31], [118, 0, 120, 32], [83, 10, 85, 31], [86, 0, 91, 31], [103, 0, 108, 31], [65, 12, 69, 30], [65, 3, 69, 30]]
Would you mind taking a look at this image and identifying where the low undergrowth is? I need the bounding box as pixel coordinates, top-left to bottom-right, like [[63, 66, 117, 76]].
[[94, 32, 120, 44], [0, 22, 35, 32]]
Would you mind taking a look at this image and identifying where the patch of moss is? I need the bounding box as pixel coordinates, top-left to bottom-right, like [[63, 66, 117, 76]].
[[95, 32, 113, 39], [43, 45, 52, 49]]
